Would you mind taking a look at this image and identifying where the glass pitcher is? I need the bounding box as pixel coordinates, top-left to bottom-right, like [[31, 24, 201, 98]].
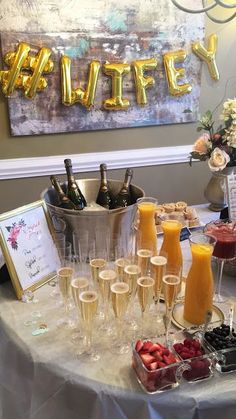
[[184, 233, 216, 325], [136, 197, 157, 255]]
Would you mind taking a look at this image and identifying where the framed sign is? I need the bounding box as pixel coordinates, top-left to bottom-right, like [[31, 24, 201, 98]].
[[0, 200, 60, 299], [226, 172, 236, 220]]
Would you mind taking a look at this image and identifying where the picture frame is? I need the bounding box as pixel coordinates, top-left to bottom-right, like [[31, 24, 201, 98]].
[[0, 200, 60, 299]]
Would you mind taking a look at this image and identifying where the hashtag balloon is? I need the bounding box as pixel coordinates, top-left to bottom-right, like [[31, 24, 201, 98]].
[[0, 42, 54, 98]]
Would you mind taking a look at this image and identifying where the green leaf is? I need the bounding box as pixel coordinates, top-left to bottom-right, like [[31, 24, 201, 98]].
[[196, 127, 203, 132]]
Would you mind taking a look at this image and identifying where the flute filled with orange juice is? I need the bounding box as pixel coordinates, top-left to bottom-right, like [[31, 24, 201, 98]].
[[136, 197, 157, 254], [184, 233, 216, 325]]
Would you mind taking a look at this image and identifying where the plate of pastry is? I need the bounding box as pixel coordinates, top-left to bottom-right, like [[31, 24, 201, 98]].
[[155, 201, 203, 234]]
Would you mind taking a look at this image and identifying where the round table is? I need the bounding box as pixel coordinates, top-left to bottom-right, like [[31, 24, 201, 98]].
[[0, 205, 236, 419]]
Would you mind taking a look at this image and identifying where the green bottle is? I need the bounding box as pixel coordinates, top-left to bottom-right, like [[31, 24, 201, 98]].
[[50, 175, 77, 210], [113, 168, 133, 208], [64, 159, 87, 210], [96, 163, 114, 209]]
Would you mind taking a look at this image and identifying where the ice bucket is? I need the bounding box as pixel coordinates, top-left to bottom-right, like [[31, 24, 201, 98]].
[[41, 178, 144, 254]]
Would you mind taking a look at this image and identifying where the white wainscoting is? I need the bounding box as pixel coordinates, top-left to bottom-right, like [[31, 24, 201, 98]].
[[0, 145, 192, 180]]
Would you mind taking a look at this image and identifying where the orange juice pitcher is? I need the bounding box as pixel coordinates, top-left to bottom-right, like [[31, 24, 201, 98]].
[[137, 197, 157, 255], [160, 220, 183, 270], [184, 233, 216, 325]]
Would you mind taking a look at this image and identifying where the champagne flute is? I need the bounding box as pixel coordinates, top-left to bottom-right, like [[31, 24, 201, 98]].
[[79, 290, 100, 361], [111, 282, 130, 354], [124, 264, 141, 330], [162, 268, 180, 345], [150, 255, 167, 322], [57, 266, 74, 328], [98, 269, 117, 332], [137, 276, 154, 337], [90, 258, 106, 288], [137, 249, 153, 276], [73, 231, 89, 275], [115, 257, 130, 281], [71, 276, 89, 345]]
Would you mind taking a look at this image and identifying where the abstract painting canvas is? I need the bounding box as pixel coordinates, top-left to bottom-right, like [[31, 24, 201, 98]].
[[0, 0, 204, 136]]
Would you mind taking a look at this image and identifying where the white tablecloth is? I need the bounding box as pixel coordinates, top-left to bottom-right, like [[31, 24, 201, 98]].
[[1, 204, 236, 419]]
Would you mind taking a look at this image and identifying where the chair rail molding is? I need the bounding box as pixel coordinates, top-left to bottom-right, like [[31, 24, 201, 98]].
[[0, 145, 192, 180]]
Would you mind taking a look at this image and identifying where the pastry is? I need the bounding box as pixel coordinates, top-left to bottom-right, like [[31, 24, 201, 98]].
[[162, 203, 175, 213], [175, 201, 187, 212], [184, 207, 198, 221]]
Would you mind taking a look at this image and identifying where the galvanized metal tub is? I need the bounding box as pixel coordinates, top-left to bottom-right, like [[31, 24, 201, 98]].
[[41, 178, 144, 253]]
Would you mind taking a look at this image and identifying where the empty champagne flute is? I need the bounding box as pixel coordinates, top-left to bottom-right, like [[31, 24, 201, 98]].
[[73, 231, 89, 275], [150, 255, 167, 322], [137, 276, 154, 338], [71, 276, 89, 345], [79, 290, 100, 361], [98, 269, 117, 332], [57, 266, 74, 328], [111, 282, 130, 354], [162, 268, 180, 345]]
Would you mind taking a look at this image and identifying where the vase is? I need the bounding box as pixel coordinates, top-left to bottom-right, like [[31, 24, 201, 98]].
[[204, 167, 235, 212]]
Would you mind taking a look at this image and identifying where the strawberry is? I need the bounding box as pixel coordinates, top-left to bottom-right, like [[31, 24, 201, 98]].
[[140, 353, 156, 366], [168, 353, 177, 363], [161, 348, 170, 356], [149, 343, 161, 353], [135, 340, 144, 353], [147, 361, 158, 371], [142, 341, 153, 352], [163, 354, 173, 365], [152, 351, 163, 361], [195, 350, 203, 357], [157, 361, 166, 368]]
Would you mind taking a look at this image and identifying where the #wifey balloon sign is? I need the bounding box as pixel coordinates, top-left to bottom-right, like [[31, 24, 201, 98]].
[[0, 34, 219, 111]]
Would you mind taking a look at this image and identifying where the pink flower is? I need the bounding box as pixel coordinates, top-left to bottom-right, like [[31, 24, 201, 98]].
[[193, 133, 210, 155]]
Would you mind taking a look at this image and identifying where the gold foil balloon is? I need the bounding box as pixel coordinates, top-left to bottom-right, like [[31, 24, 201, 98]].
[[103, 62, 130, 110], [132, 58, 157, 105], [0, 42, 54, 98], [1, 42, 30, 96], [24, 47, 53, 99], [192, 34, 219, 81], [163, 49, 192, 96], [61, 56, 100, 108]]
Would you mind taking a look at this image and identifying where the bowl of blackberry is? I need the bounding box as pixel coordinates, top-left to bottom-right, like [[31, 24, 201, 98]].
[[204, 323, 236, 373]]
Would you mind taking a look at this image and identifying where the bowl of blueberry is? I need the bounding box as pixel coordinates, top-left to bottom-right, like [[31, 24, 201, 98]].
[[203, 323, 236, 373]]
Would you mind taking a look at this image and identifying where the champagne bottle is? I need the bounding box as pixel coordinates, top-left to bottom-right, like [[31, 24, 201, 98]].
[[113, 168, 133, 208], [50, 175, 77, 210], [96, 163, 114, 209], [64, 159, 87, 210]]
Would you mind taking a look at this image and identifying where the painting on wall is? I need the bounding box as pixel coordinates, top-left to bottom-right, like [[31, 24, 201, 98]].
[[0, 0, 204, 136]]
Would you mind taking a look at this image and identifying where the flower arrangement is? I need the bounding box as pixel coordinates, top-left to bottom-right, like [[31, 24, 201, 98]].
[[190, 98, 236, 172]]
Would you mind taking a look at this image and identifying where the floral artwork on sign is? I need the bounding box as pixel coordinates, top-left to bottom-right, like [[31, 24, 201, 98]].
[[6, 219, 26, 250], [0, 0, 205, 136], [190, 98, 236, 172]]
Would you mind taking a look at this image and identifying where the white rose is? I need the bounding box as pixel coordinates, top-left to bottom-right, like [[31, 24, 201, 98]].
[[208, 147, 230, 172]]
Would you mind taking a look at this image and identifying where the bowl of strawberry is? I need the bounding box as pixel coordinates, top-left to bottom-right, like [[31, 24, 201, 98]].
[[132, 339, 180, 393], [173, 337, 213, 382]]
